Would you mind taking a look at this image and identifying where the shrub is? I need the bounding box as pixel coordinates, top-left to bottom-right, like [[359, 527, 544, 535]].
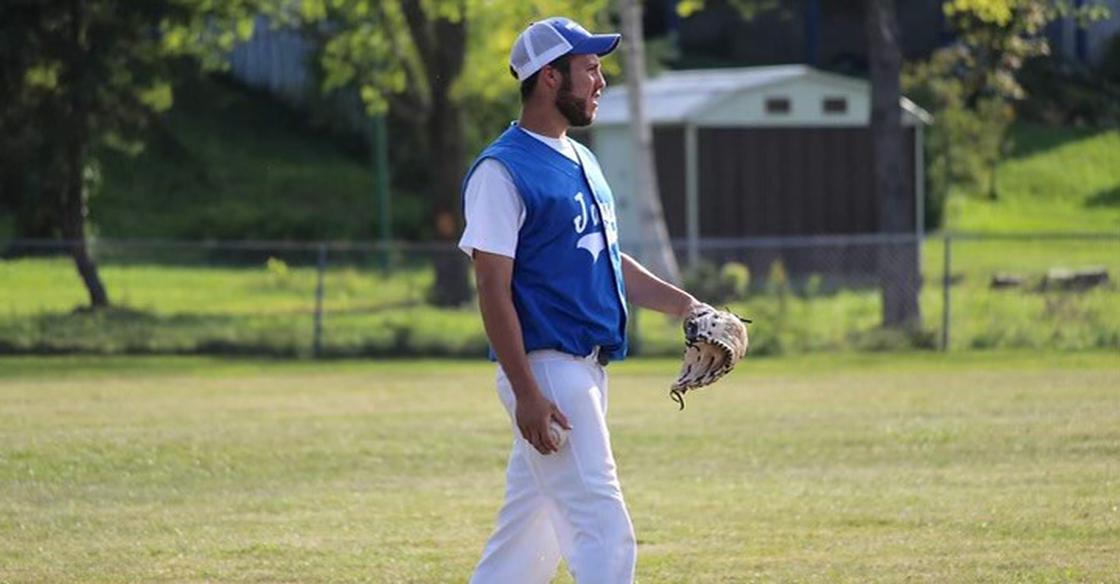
[[683, 261, 749, 305], [265, 257, 291, 288], [1099, 31, 1120, 85], [1018, 56, 1120, 127]]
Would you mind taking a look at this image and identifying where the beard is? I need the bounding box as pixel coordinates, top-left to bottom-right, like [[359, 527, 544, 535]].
[[556, 75, 593, 127]]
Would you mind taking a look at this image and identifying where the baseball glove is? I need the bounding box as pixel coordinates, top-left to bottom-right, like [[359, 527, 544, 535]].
[[670, 303, 751, 410]]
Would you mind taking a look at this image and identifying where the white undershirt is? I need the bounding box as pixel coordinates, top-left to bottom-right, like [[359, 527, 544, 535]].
[[458, 128, 579, 259]]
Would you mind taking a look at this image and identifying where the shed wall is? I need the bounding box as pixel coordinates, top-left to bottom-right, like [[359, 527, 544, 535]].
[[654, 126, 917, 239]]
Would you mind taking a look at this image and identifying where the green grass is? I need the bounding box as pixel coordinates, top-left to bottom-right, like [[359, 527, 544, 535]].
[[93, 75, 421, 241], [0, 256, 489, 356], [1, 352, 1118, 582], [945, 123, 1120, 233], [3, 233, 1119, 356]]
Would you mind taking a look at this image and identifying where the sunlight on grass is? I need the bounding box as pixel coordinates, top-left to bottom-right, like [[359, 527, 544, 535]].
[[1, 353, 1117, 582], [947, 124, 1120, 233]]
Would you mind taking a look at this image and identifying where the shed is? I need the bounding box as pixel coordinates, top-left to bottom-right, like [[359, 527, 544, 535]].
[[586, 64, 933, 269]]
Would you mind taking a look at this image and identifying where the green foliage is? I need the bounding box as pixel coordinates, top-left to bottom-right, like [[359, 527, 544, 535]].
[[1102, 31, 1120, 84], [265, 257, 291, 288], [92, 75, 395, 241], [720, 261, 751, 297], [942, 0, 1110, 104], [683, 261, 749, 306], [274, 1, 611, 115], [1017, 56, 1120, 127], [274, 0, 618, 184], [905, 1, 1111, 209], [909, 50, 1016, 204], [0, 0, 265, 233], [677, 0, 780, 19]]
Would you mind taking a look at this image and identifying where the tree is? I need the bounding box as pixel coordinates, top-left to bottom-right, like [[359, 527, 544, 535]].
[[0, 0, 259, 309], [866, 0, 921, 328], [910, 0, 1109, 200], [283, 1, 612, 306], [621, 0, 680, 284], [944, 0, 1108, 105]]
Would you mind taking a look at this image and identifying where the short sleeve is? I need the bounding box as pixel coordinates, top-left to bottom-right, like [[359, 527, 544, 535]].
[[458, 159, 526, 259]]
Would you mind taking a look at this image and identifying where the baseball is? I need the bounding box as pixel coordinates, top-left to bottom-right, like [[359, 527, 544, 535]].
[[549, 420, 570, 449]]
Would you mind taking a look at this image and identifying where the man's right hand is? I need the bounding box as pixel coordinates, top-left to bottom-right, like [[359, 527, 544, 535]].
[[515, 390, 571, 455]]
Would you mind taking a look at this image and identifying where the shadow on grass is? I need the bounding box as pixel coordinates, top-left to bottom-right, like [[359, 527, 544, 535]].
[[1004, 122, 1112, 161], [0, 305, 491, 358], [1085, 185, 1120, 208]]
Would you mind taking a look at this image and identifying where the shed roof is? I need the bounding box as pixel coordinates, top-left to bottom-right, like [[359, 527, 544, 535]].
[[595, 64, 933, 126]]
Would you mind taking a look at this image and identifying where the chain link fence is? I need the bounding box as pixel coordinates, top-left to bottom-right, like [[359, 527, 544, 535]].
[[1, 233, 1116, 356]]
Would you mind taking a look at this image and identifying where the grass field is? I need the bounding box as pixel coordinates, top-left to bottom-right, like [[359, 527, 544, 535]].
[[2, 352, 1118, 582]]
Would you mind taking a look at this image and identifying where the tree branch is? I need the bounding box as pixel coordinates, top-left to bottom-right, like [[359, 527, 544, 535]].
[[400, 0, 432, 68]]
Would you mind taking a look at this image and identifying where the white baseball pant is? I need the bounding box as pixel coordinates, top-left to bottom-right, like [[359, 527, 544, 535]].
[[469, 349, 637, 584]]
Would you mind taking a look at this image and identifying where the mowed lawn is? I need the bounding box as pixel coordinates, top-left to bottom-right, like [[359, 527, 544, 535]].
[[1, 353, 1118, 583]]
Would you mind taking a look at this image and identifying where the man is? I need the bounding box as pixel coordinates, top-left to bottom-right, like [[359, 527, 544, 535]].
[[460, 17, 700, 584]]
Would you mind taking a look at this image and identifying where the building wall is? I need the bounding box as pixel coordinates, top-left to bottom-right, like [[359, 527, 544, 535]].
[[228, 16, 314, 104], [598, 123, 919, 244], [1047, 0, 1120, 65], [688, 127, 917, 238]]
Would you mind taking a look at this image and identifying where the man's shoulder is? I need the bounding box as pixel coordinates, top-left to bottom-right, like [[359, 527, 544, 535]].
[[468, 157, 513, 182], [477, 137, 525, 164]]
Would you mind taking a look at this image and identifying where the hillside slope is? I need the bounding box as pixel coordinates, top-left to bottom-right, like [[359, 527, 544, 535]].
[[94, 76, 410, 241], [946, 123, 1120, 233]]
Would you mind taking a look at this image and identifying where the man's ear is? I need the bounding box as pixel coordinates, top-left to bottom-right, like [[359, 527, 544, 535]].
[[541, 65, 561, 91]]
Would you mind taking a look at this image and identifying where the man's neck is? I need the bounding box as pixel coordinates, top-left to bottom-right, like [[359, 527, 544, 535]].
[[518, 104, 569, 139]]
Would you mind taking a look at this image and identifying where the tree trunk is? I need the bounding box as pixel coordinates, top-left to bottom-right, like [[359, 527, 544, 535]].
[[865, 0, 920, 327], [620, 0, 680, 284], [60, 137, 110, 309], [423, 6, 471, 307], [60, 0, 109, 309], [427, 85, 472, 306]]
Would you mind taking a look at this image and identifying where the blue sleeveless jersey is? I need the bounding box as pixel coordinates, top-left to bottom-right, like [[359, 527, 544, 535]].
[[464, 124, 629, 361]]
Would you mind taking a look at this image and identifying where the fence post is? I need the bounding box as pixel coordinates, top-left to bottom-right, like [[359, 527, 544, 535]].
[[940, 234, 952, 352], [313, 242, 327, 357]]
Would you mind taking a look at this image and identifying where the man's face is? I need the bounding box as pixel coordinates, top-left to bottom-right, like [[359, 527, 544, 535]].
[[554, 54, 606, 127]]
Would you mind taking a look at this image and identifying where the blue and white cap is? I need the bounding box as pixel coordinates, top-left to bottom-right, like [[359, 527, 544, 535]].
[[509, 17, 621, 82]]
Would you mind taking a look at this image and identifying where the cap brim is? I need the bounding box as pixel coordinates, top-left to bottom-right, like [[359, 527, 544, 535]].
[[571, 33, 621, 56]]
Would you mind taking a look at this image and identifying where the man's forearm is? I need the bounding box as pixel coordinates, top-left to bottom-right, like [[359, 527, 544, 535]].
[[621, 253, 698, 318], [476, 279, 541, 401]]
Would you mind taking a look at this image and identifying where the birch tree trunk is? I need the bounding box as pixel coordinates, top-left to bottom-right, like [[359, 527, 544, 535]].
[[620, 0, 680, 284]]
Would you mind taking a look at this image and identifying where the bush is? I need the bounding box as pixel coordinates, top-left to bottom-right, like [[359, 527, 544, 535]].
[[1099, 31, 1120, 85], [904, 52, 1015, 208], [683, 261, 749, 305], [265, 257, 291, 288], [1017, 56, 1120, 127]]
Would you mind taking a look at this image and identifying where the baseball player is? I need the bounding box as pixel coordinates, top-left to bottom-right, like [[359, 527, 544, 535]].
[[458, 17, 702, 584]]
